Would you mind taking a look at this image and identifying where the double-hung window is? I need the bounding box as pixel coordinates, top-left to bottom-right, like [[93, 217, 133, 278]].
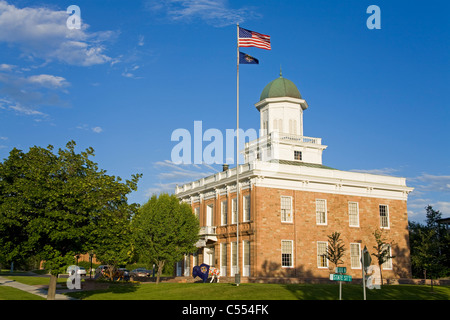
[[350, 243, 361, 269], [316, 199, 327, 225], [379, 205, 389, 228], [382, 244, 393, 269], [221, 200, 227, 225], [243, 196, 251, 222], [281, 240, 293, 268], [281, 196, 293, 222], [317, 241, 328, 268], [231, 198, 237, 224], [348, 202, 359, 227]]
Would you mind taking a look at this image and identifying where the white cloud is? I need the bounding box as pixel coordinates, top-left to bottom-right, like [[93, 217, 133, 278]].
[[0, 71, 69, 117], [138, 35, 145, 46], [145, 0, 261, 27], [76, 124, 103, 134], [27, 74, 69, 89], [0, 1, 114, 66], [407, 173, 450, 193], [8, 103, 47, 117], [0, 63, 15, 71], [92, 126, 103, 133], [145, 160, 217, 195], [350, 167, 400, 176]]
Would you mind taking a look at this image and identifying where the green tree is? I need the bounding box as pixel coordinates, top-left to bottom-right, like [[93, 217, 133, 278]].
[[409, 205, 450, 280], [132, 193, 199, 284], [372, 229, 395, 286], [0, 141, 141, 299], [326, 232, 346, 269], [410, 228, 442, 291]]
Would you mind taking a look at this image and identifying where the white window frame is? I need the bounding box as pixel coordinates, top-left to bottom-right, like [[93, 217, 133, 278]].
[[194, 207, 200, 220], [281, 240, 294, 268], [231, 241, 237, 276], [221, 200, 228, 225], [243, 240, 251, 276], [231, 198, 237, 224], [317, 241, 328, 268], [294, 150, 302, 161], [381, 244, 393, 270], [379, 204, 390, 229], [316, 199, 327, 225], [281, 196, 293, 223], [348, 201, 360, 227], [243, 195, 251, 222], [350, 243, 361, 269], [206, 204, 214, 227], [184, 254, 190, 276], [220, 243, 227, 276]]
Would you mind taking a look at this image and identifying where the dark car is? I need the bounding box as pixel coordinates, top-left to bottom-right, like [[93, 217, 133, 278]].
[[130, 268, 151, 278]]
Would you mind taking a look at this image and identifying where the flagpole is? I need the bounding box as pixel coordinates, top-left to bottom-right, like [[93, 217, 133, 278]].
[[235, 23, 240, 286]]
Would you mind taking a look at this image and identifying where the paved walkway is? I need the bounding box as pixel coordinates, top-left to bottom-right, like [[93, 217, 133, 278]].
[[0, 276, 77, 300]]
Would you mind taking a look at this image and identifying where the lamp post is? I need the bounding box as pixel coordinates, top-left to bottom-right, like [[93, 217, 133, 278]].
[[89, 251, 93, 279]]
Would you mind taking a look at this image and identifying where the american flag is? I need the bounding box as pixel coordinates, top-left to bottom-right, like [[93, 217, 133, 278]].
[[238, 27, 271, 50]]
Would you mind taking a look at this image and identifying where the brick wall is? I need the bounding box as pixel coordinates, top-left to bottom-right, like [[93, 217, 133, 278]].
[[186, 185, 411, 280]]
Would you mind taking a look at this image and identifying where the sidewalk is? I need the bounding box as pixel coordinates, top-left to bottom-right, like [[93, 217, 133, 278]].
[[0, 276, 77, 300]]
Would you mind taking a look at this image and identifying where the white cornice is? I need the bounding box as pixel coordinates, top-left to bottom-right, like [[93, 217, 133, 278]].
[[175, 161, 413, 201]]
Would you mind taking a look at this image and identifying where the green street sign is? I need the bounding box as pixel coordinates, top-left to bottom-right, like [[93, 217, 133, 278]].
[[335, 267, 347, 274], [330, 274, 352, 282]]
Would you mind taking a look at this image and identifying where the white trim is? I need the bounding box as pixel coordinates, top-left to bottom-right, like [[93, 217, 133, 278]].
[[175, 162, 413, 202]]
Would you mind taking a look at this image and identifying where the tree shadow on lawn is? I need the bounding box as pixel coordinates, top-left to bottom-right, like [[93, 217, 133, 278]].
[[66, 281, 139, 300], [284, 283, 450, 300], [283, 283, 341, 300]]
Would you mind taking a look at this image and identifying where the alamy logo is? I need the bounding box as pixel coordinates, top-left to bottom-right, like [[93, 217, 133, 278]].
[[171, 121, 259, 165], [66, 5, 81, 30], [366, 5, 381, 30], [66, 265, 81, 290]]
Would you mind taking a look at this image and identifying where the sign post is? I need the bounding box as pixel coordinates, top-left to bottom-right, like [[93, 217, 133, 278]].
[[329, 267, 351, 300], [361, 246, 371, 300]]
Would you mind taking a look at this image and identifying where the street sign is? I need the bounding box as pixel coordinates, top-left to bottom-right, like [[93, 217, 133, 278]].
[[330, 274, 352, 282], [335, 267, 347, 274]]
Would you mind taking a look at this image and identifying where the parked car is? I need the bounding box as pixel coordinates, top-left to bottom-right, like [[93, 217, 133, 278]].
[[67, 266, 86, 277], [130, 268, 151, 278], [118, 268, 130, 280], [94, 265, 109, 279], [77, 267, 87, 276]]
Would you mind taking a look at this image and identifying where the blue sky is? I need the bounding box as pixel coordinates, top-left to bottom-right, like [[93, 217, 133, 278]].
[[0, 0, 448, 223]]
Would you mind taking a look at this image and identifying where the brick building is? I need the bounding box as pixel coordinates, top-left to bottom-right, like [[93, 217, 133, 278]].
[[175, 73, 413, 281]]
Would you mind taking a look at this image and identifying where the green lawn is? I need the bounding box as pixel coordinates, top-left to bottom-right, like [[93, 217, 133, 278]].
[[66, 282, 450, 300], [2, 272, 449, 300], [1, 275, 66, 286], [0, 286, 45, 300]]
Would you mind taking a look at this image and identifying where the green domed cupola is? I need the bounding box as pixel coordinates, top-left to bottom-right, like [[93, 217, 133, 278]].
[[259, 70, 302, 101]]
